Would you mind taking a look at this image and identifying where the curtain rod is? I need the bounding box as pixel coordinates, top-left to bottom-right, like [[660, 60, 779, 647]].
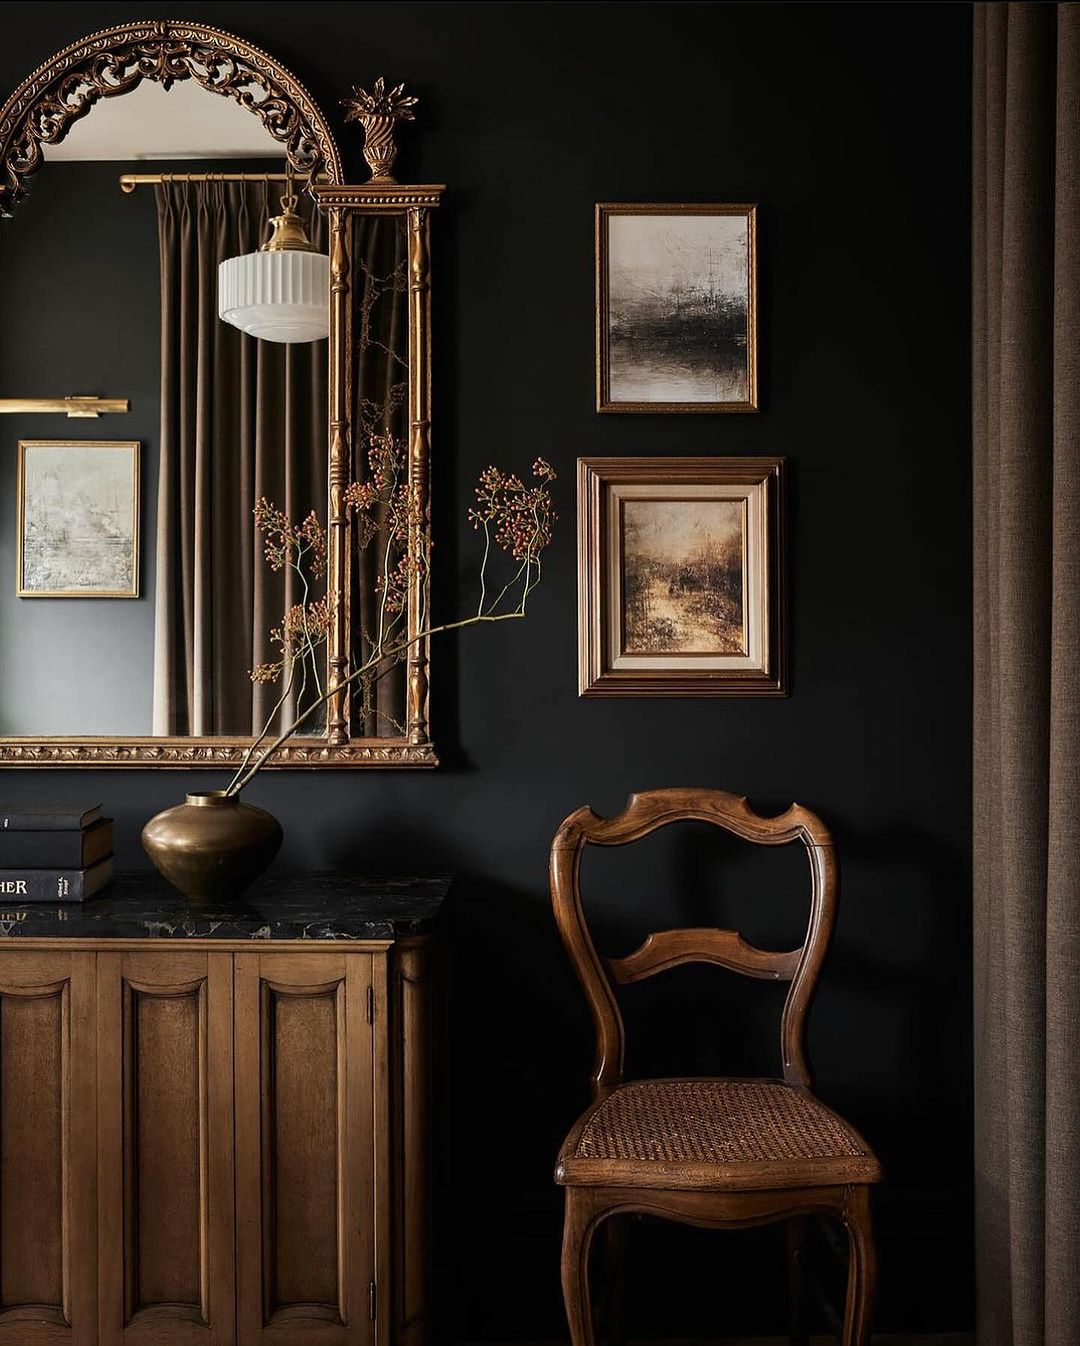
[[119, 172, 290, 193]]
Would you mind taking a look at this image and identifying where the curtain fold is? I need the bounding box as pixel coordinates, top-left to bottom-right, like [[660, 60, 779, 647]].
[[973, 6, 1080, 1345], [152, 180, 326, 736]]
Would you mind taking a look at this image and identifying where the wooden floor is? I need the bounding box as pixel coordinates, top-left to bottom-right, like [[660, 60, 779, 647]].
[[650, 1337, 974, 1346], [505, 1337, 975, 1346]]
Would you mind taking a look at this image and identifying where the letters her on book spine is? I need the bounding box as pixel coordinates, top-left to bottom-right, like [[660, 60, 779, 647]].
[[0, 857, 113, 902]]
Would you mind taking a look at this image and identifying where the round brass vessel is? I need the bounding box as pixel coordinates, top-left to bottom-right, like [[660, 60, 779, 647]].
[[142, 792, 282, 901]]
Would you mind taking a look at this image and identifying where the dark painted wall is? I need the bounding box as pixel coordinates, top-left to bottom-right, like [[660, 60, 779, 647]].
[[1, 3, 973, 1339], [0, 163, 160, 733]]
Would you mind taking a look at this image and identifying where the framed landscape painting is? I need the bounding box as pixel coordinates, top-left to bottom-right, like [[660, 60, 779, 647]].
[[578, 457, 784, 695], [17, 440, 140, 598], [596, 203, 758, 413]]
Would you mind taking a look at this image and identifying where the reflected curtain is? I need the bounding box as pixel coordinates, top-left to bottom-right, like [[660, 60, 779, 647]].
[[973, 5, 1079, 1346], [152, 180, 326, 736]]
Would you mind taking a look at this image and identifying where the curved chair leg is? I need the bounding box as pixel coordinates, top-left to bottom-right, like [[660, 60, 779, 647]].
[[841, 1186, 876, 1346], [561, 1187, 602, 1346], [600, 1213, 627, 1346], [787, 1215, 809, 1346]]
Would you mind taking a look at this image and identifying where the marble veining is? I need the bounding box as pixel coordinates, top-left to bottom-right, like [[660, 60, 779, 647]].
[[0, 871, 450, 940]]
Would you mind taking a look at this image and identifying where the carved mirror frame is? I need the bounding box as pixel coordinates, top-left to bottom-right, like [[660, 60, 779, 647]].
[[0, 20, 440, 768]]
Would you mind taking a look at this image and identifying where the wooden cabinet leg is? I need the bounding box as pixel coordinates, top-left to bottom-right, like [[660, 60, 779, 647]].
[[392, 937, 431, 1346]]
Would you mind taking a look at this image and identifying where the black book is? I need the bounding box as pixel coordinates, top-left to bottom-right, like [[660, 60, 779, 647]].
[[0, 856, 113, 903], [0, 818, 112, 868], [0, 804, 102, 832]]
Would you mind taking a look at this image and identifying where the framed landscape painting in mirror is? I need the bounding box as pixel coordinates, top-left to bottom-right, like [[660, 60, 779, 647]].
[[596, 203, 758, 413], [17, 440, 139, 598], [578, 457, 785, 696]]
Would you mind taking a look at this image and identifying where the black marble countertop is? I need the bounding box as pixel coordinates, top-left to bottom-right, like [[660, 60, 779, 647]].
[[0, 871, 450, 941]]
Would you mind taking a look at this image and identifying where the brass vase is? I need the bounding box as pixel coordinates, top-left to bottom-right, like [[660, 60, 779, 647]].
[[142, 792, 282, 902]]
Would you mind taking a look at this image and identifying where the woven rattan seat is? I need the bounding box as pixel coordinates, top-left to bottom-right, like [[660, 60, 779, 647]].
[[557, 1078, 881, 1191]]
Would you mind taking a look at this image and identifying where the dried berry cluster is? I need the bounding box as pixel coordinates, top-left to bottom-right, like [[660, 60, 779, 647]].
[[368, 431, 403, 492], [253, 497, 327, 578], [252, 597, 332, 685], [376, 545, 427, 617], [468, 457, 557, 563], [347, 436, 428, 618]]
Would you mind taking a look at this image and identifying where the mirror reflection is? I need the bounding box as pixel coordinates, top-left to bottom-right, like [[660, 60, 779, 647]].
[[0, 80, 337, 738], [348, 211, 410, 738]]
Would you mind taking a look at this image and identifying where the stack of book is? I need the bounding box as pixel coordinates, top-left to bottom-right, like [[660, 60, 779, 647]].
[[0, 804, 114, 901]]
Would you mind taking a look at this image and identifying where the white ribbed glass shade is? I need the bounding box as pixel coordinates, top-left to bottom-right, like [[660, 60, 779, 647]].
[[218, 249, 329, 344]]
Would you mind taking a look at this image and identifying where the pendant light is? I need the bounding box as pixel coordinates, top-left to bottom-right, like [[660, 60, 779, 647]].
[[218, 171, 329, 344]]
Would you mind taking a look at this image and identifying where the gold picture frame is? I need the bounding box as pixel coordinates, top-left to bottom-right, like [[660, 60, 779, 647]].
[[578, 457, 785, 696], [17, 440, 140, 599], [596, 203, 758, 413]]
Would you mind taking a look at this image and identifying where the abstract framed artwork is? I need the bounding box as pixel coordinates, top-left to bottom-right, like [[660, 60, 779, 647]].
[[578, 457, 785, 696], [17, 440, 140, 598], [596, 203, 758, 413]]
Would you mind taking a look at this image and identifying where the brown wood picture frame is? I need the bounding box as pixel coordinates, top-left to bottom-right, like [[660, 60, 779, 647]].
[[578, 457, 786, 697], [596, 203, 758, 414]]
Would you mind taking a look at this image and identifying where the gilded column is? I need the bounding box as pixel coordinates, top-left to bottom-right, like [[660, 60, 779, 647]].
[[326, 207, 353, 745], [406, 207, 432, 747]]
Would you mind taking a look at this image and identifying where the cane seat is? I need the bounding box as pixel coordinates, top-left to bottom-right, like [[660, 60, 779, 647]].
[[557, 1077, 881, 1191]]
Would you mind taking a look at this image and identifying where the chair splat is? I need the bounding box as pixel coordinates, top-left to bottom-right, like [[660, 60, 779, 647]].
[[604, 928, 802, 985]]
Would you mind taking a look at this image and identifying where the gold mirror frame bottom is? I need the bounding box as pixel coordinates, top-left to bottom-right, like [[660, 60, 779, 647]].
[[0, 739, 439, 770]]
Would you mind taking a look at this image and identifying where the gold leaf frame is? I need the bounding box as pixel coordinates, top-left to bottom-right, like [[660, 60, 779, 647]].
[[0, 22, 443, 768], [578, 457, 786, 696], [17, 440, 140, 598], [312, 183, 444, 762], [0, 20, 343, 216]]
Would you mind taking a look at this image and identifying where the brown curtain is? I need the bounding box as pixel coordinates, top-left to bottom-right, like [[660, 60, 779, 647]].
[[152, 180, 326, 736], [973, 5, 1080, 1345]]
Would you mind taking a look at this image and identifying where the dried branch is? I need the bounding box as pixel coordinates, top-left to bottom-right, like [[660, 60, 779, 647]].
[[230, 453, 556, 795]]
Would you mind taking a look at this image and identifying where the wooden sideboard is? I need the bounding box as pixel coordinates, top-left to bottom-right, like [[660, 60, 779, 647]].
[[0, 872, 447, 1346]]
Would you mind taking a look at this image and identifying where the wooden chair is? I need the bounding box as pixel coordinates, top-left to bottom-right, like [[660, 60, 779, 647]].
[[550, 788, 880, 1346]]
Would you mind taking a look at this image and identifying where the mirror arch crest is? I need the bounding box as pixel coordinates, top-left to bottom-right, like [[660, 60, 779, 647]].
[[0, 18, 343, 217]]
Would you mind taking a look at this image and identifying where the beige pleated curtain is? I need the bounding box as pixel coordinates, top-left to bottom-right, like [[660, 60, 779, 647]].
[[973, 5, 1079, 1344], [151, 180, 327, 737]]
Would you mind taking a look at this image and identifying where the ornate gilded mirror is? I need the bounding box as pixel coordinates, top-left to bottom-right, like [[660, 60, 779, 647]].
[[0, 21, 441, 767]]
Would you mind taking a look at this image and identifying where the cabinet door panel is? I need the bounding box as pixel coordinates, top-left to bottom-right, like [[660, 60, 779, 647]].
[[0, 949, 95, 1346], [235, 952, 375, 1346], [97, 951, 234, 1346]]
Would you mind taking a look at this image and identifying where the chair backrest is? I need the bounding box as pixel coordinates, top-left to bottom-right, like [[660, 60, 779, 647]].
[[549, 788, 837, 1096]]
